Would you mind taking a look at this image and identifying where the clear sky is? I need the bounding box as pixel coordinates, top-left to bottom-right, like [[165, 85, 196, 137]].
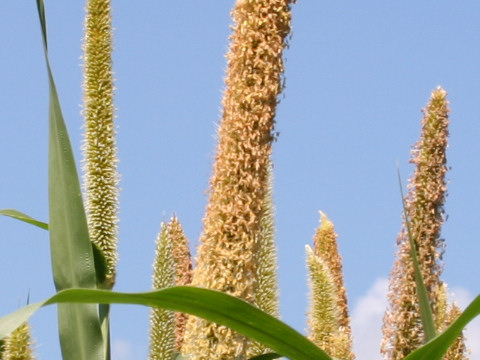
[[1, 2, 480, 359]]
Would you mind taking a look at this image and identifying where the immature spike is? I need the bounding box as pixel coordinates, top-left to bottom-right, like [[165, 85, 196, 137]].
[[182, 0, 295, 359], [247, 164, 280, 358], [307, 212, 354, 360], [382, 87, 455, 359], [306, 246, 353, 360], [148, 217, 193, 359], [148, 223, 176, 360], [2, 323, 36, 360], [314, 211, 351, 334], [168, 217, 193, 351], [82, 0, 119, 285]]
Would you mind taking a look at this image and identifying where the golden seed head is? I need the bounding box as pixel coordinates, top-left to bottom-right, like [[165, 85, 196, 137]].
[[382, 87, 450, 359], [306, 245, 354, 360], [182, 1, 294, 359], [82, 0, 119, 282], [313, 212, 352, 336], [168, 216, 193, 351], [308, 212, 354, 360], [168, 216, 193, 288]]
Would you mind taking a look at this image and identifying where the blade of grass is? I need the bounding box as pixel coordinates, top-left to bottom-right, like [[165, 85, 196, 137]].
[[405, 294, 480, 360], [0, 209, 108, 288], [0, 210, 108, 289], [0, 287, 333, 360], [397, 167, 437, 340], [37, 0, 99, 290], [36, 1, 104, 359], [0, 209, 48, 230]]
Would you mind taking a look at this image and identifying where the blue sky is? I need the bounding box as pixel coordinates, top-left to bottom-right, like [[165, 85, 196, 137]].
[[1, 1, 480, 359]]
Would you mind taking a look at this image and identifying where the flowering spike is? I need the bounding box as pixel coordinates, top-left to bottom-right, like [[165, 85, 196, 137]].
[[314, 211, 351, 335], [82, 0, 119, 286], [168, 216, 193, 351], [148, 217, 193, 359], [247, 164, 280, 358], [148, 223, 176, 360], [307, 212, 354, 360], [182, 0, 295, 358], [381, 87, 466, 359], [2, 323, 36, 360]]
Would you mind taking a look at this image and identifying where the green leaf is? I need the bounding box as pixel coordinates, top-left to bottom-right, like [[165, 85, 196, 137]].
[[0, 287, 333, 360], [0, 209, 108, 289], [37, 0, 98, 291], [36, 1, 104, 359], [5, 288, 477, 360], [0, 302, 43, 339], [91, 242, 108, 287], [0, 209, 48, 230], [405, 294, 480, 360], [398, 168, 436, 340]]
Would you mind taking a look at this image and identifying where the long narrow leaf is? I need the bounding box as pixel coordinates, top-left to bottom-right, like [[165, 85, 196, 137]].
[[0, 208, 108, 288], [0, 209, 48, 230], [405, 294, 480, 360], [0, 287, 333, 360], [398, 168, 437, 340], [37, 0, 98, 291], [3, 287, 478, 360], [36, 1, 104, 359]]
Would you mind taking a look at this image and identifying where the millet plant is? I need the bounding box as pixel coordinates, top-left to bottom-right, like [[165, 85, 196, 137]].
[[1, 1, 479, 360]]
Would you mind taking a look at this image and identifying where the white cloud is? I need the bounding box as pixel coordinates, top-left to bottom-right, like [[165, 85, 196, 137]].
[[350, 279, 480, 360], [111, 339, 133, 360], [351, 278, 388, 360]]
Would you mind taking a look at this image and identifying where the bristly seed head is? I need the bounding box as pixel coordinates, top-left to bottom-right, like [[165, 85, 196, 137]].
[[149, 223, 176, 360], [3, 323, 36, 360], [182, 1, 295, 359], [308, 212, 354, 360], [382, 87, 457, 360], [82, 0, 119, 285]]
